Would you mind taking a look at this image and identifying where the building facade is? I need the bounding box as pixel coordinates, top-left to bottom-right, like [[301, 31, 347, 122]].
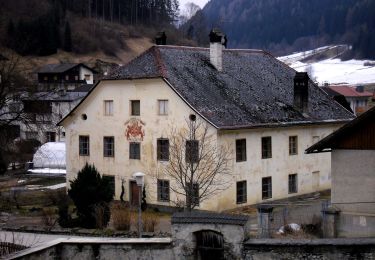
[[60, 32, 353, 211], [36, 63, 97, 91], [306, 106, 375, 237]]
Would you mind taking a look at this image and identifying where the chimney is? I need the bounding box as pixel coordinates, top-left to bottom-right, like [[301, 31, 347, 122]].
[[155, 31, 167, 45], [356, 85, 364, 93], [209, 29, 227, 71], [294, 72, 309, 113]]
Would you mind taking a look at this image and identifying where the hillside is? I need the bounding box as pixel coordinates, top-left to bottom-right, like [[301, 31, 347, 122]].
[[184, 0, 375, 59], [278, 45, 375, 86], [0, 0, 193, 68]]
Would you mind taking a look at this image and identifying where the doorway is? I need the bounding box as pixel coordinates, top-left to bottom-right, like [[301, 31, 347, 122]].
[[130, 181, 140, 206], [195, 230, 224, 260]]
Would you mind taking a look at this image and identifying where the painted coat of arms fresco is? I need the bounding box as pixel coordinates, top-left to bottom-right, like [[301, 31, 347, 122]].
[[125, 118, 145, 141]]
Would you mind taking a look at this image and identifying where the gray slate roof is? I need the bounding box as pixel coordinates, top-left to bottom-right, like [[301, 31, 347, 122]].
[[105, 46, 353, 128], [171, 212, 248, 226], [36, 63, 96, 74]]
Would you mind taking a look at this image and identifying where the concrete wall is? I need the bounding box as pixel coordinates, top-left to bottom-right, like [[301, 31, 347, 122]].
[[244, 238, 375, 260], [62, 78, 343, 211], [331, 149, 375, 237]]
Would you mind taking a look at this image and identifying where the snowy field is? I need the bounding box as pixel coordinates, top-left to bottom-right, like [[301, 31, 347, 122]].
[[278, 46, 375, 85]]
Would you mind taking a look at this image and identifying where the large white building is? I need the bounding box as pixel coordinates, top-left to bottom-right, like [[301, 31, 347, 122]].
[[59, 31, 353, 211]]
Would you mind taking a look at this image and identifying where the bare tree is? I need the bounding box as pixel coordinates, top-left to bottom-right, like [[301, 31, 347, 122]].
[[0, 49, 40, 172], [157, 117, 232, 211]]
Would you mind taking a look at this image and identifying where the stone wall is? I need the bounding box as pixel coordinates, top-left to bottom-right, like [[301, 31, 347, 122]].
[[8, 238, 175, 260], [244, 238, 375, 260], [172, 223, 245, 259]]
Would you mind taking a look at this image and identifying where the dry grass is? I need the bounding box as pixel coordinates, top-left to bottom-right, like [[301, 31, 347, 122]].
[[111, 204, 132, 231], [142, 211, 159, 232]]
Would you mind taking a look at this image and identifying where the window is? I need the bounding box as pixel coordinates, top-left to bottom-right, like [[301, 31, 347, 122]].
[[288, 174, 298, 194], [79, 135, 90, 156], [157, 179, 170, 202], [53, 75, 58, 81], [103, 175, 115, 197], [43, 76, 48, 81], [236, 139, 247, 162], [157, 139, 169, 161], [236, 181, 247, 204], [289, 136, 298, 155], [186, 140, 199, 163], [65, 75, 69, 81], [261, 137, 272, 159], [74, 75, 79, 81], [158, 100, 168, 115], [104, 100, 114, 116], [46, 131, 56, 142], [262, 177, 272, 199], [187, 182, 199, 207], [103, 136, 114, 157], [129, 142, 140, 159], [131, 100, 140, 116], [84, 74, 91, 81]]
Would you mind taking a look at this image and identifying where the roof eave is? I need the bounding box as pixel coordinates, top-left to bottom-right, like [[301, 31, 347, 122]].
[[218, 119, 351, 131]]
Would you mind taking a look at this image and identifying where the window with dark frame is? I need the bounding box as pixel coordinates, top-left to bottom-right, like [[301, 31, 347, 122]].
[[79, 135, 89, 156], [289, 174, 298, 194], [187, 182, 199, 207], [236, 139, 247, 162], [129, 142, 140, 159], [236, 181, 247, 204], [157, 179, 170, 202], [103, 137, 115, 157], [261, 137, 272, 159], [262, 177, 272, 199], [157, 139, 169, 161], [289, 136, 298, 155], [186, 140, 199, 163], [131, 100, 140, 116]]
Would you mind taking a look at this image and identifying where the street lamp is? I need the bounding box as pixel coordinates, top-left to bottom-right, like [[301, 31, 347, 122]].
[[133, 172, 145, 238]]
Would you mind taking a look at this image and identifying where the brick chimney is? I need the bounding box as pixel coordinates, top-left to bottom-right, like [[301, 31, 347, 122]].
[[209, 29, 227, 71], [294, 72, 309, 113], [155, 31, 167, 45]]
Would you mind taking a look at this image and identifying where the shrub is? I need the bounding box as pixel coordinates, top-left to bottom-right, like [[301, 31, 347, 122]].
[[68, 163, 114, 228], [142, 212, 158, 232], [93, 202, 111, 230], [42, 208, 57, 231], [112, 204, 132, 231]]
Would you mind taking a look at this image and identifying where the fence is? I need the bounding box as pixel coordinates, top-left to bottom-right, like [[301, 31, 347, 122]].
[[256, 199, 331, 238], [0, 242, 27, 257]]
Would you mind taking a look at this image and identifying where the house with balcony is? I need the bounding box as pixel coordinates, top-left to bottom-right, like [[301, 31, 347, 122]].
[[36, 63, 97, 91]]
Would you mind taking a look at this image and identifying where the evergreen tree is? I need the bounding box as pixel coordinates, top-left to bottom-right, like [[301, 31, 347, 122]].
[[64, 22, 72, 52], [68, 163, 114, 228]]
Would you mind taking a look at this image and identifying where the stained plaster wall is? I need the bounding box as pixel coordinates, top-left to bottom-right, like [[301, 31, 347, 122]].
[[331, 149, 375, 237], [62, 78, 343, 211]]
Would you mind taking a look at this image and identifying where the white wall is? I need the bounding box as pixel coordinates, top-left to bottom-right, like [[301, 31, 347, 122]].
[[79, 66, 94, 84], [62, 78, 344, 211]]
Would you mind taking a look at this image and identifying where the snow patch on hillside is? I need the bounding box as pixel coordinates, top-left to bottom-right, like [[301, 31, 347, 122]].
[[278, 46, 375, 85]]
